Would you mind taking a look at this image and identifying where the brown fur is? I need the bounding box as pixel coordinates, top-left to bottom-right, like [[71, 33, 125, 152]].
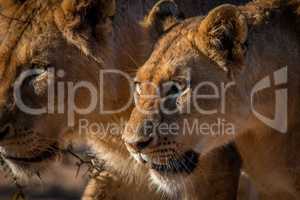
[[0, 0, 252, 199], [124, 1, 300, 199]]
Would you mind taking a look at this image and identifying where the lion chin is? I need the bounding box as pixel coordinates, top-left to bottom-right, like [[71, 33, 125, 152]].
[[132, 150, 199, 175], [145, 151, 200, 197], [0, 143, 60, 179]]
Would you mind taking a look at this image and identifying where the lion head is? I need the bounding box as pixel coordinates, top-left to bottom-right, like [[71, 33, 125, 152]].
[[0, 0, 118, 179], [123, 0, 300, 194]]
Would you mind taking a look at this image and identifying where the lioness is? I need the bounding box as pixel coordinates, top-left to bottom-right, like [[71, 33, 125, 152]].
[[0, 0, 160, 199], [123, 0, 300, 199], [0, 0, 251, 199]]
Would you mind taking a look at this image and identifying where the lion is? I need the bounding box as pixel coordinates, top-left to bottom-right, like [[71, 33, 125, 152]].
[[0, 0, 252, 199], [0, 0, 158, 199], [123, 0, 300, 199]]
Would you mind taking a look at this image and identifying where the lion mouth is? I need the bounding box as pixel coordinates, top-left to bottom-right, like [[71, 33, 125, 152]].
[[140, 150, 199, 174], [4, 144, 59, 163]]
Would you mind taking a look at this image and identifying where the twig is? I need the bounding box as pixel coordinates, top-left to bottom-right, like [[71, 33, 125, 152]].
[[64, 146, 105, 178]]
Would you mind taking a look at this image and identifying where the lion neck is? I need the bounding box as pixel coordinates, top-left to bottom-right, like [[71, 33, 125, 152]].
[[197, 6, 300, 154], [230, 7, 300, 134]]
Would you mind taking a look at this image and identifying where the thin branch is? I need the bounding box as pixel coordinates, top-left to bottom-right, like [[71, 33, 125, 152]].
[[64, 146, 105, 178]]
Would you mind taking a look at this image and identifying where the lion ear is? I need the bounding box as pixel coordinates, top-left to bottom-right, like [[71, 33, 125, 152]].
[[54, 0, 116, 63], [196, 4, 248, 73], [141, 0, 184, 40]]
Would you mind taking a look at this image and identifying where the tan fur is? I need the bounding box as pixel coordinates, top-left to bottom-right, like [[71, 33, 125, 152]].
[[124, 1, 300, 199], [0, 0, 253, 199], [0, 0, 157, 198]]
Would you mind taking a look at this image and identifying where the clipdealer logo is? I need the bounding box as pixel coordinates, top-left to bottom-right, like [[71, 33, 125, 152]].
[[250, 67, 288, 133]]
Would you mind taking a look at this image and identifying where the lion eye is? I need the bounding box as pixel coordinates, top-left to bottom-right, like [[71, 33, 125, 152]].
[[160, 79, 191, 111], [163, 79, 188, 98], [166, 84, 180, 96]]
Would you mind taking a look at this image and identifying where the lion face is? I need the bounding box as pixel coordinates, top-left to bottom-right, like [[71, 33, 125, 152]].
[[123, 2, 300, 195], [123, 4, 250, 185], [123, 22, 219, 175], [0, 0, 116, 178]]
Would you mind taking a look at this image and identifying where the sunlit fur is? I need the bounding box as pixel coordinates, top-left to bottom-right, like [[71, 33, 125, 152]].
[[124, 1, 300, 199], [0, 0, 252, 199]]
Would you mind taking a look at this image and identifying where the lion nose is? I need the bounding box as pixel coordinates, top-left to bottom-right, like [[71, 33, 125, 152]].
[[126, 137, 154, 152]]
